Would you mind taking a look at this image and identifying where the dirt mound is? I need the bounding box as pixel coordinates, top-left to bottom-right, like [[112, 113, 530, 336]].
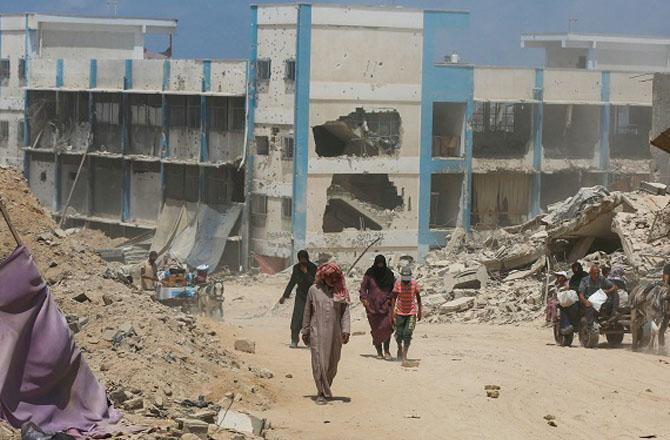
[[0, 167, 274, 436]]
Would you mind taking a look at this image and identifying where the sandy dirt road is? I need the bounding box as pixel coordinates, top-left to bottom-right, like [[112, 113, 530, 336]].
[[210, 277, 670, 440]]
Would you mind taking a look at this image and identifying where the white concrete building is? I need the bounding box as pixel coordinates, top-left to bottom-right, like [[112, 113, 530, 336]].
[[522, 32, 670, 72], [0, 13, 177, 166]]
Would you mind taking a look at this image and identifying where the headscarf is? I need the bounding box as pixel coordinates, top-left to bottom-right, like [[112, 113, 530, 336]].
[[297, 249, 310, 262], [316, 262, 350, 303], [365, 254, 395, 291]]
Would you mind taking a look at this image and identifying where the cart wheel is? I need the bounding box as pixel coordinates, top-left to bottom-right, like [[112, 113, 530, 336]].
[[605, 324, 624, 347], [553, 322, 574, 347], [579, 319, 599, 348]]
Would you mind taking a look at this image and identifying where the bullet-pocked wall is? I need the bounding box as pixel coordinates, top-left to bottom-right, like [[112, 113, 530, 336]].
[[303, 6, 424, 262], [250, 5, 299, 262]]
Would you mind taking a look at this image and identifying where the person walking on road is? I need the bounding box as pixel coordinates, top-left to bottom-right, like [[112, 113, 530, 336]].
[[279, 250, 317, 348], [392, 266, 422, 366], [301, 262, 351, 405], [359, 254, 395, 359]]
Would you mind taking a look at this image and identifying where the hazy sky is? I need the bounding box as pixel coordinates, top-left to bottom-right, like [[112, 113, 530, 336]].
[[3, 0, 670, 67]]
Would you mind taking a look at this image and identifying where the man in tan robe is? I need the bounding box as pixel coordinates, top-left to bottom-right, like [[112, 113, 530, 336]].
[[141, 251, 159, 291], [301, 262, 351, 405]]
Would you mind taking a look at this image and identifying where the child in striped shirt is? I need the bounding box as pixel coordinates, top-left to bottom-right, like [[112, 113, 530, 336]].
[[392, 266, 422, 365]]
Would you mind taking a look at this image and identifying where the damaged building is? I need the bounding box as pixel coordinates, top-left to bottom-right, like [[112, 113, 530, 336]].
[[248, 5, 656, 269], [9, 7, 665, 271], [17, 15, 248, 271]]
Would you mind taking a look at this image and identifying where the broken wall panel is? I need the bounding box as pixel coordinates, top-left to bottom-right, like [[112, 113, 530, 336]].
[[129, 94, 163, 156], [472, 102, 532, 158], [322, 174, 402, 233], [609, 105, 652, 159], [313, 107, 401, 158], [432, 102, 464, 157], [60, 154, 90, 216], [130, 161, 161, 222], [430, 174, 463, 228], [471, 173, 531, 229], [164, 163, 199, 202], [28, 152, 55, 208], [91, 157, 123, 219], [93, 92, 123, 154], [543, 104, 600, 159], [607, 173, 646, 192], [208, 96, 245, 163], [28, 91, 90, 151], [203, 166, 233, 205], [168, 95, 201, 161]]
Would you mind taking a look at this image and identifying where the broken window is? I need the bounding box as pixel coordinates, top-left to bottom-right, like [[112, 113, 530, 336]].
[[17, 120, 24, 146], [209, 97, 228, 131], [281, 136, 294, 160], [93, 93, 122, 153], [164, 164, 199, 202], [430, 174, 463, 228], [281, 197, 292, 219], [543, 104, 600, 159], [28, 91, 90, 152], [129, 94, 162, 156], [471, 173, 531, 229], [255, 136, 269, 155], [18, 58, 26, 86], [609, 106, 652, 159], [230, 97, 245, 131], [203, 166, 232, 205], [284, 59, 296, 82], [541, 172, 582, 209], [322, 174, 403, 233], [0, 121, 8, 148], [169, 96, 200, 129], [251, 194, 268, 227], [432, 102, 464, 157], [472, 102, 532, 158], [257, 59, 271, 82], [313, 108, 401, 158], [0, 59, 9, 86]]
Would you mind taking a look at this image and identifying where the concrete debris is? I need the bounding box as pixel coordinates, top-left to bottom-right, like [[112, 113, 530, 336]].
[[235, 339, 256, 354], [216, 409, 267, 437], [439, 297, 475, 313], [640, 181, 667, 196]]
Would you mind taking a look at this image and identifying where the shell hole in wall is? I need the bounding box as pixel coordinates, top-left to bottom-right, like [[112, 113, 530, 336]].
[[322, 174, 403, 233]]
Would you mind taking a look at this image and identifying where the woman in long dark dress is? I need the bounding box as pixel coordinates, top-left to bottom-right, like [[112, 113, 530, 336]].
[[359, 255, 395, 359]]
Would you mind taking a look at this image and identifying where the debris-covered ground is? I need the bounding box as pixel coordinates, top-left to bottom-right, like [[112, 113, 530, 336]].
[[0, 167, 276, 439]]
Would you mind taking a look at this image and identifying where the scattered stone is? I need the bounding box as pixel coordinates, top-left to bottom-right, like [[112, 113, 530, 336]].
[[216, 409, 266, 436], [234, 339, 256, 354], [440, 297, 475, 314], [256, 368, 273, 379], [543, 414, 555, 421], [190, 410, 217, 424], [123, 397, 144, 410], [53, 228, 67, 239], [285, 374, 293, 379], [108, 389, 130, 404], [181, 434, 200, 440], [181, 419, 209, 439], [548, 420, 557, 427], [102, 293, 114, 306]]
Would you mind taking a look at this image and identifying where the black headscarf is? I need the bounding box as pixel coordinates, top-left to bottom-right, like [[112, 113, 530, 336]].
[[365, 254, 395, 291], [297, 250, 310, 262]]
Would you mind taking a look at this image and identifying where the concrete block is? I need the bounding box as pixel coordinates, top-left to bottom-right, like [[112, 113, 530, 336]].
[[216, 409, 265, 436], [234, 339, 256, 354], [439, 297, 475, 313]]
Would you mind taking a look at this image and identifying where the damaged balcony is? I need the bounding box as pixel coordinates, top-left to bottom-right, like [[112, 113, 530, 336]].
[[322, 174, 403, 233], [27, 90, 90, 152], [609, 105, 652, 160], [543, 104, 600, 159], [472, 102, 532, 158], [313, 108, 401, 158]]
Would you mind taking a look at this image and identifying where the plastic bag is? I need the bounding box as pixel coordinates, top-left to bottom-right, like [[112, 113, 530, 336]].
[[557, 290, 578, 308], [589, 289, 608, 312]]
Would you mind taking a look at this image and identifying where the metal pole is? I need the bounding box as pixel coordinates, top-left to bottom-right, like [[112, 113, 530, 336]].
[[0, 198, 23, 247], [58, 149, 88, 229]]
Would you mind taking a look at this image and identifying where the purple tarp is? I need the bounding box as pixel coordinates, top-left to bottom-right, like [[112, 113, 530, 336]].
[[0, 245, 122, 435]]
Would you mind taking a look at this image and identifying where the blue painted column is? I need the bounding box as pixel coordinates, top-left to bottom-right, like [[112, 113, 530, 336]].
[[22, 14, 31, 179], [599, 71, 611, 184], [160, 60, 170, 205], [292, 4, 311, 255], [121, 59, 132, 222], [200, 60, 211, 162], [241, 6, 259, 270], [56, 58, 64, 88], [89, 59, 97, 88], [530, 68, 544, 217]]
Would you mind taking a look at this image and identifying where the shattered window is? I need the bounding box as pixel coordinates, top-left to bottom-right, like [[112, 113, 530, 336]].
[[17, 120, 24, 145], [0, 59, 10, 86], [95, 99, 119, 125], [186, 96, 201, 129], [209, 97, 228, 131], [251, 194, 268, 227], [257, 59, 271, 81], [0, 121, 8, 145], [284, 59, 296, 81], [281, 197, 292, 219], [18, 58, 26, 86], [230, 97, 245, 131], [281, 136, 294, 160], [255, 136, 269, 155], [472, 102, 517, 133]]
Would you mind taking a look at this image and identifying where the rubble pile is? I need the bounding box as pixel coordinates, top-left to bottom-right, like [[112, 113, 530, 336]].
[[0, 167, 273, 439], [411, 185, 666, 325]]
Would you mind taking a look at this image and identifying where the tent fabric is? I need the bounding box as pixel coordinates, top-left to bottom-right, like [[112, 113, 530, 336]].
[[0, 246, 122, 434], [151, 200, 242, 273]]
